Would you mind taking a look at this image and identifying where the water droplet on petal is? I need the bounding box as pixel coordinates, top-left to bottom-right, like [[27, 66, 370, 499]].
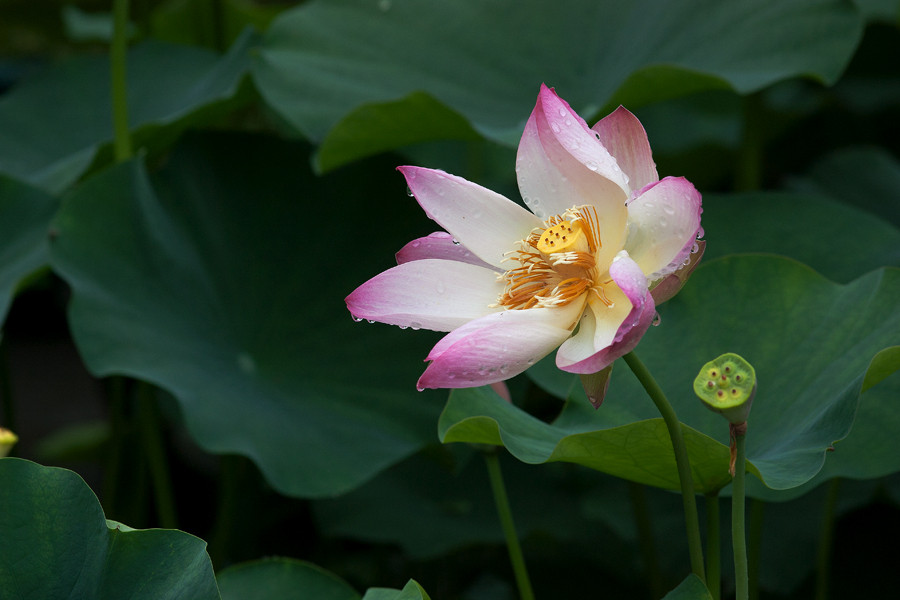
[[409, 321, 422, 330], [451, 238, 461, 246], [558, 107, 567, 117], [696, 226, 705, 239], [586, 161, 598, 171], [367, 320, 375, 324], [663, 204, 675, 215], [551, 123, 560, 133], [351, 315, 363, 322], [691, 241, 700, 254], [406, 186, 414, 197], [411, 240, 420, 248], [651, 312, 662, 327]]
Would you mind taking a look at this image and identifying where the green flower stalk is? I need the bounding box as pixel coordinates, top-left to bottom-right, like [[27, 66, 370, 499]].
[[695, 353, 756, 600], [0, 428, 17, 458]]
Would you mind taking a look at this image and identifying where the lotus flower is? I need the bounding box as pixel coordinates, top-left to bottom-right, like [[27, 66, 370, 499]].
[[346, 84, 702, 391]]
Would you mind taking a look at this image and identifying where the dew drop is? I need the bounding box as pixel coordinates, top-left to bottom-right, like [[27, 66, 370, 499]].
[[351, 315, 363, 322], [651, 312, 661, 327], [586, 161, 598, 172], [663, 204, 675, 215], [696, 226, 705, 239], [367, 320, 375, 324], [564, 118, 572, 126], [691, 241, 700, 254], [411, 240, 421, 248], [409, 321, 422, 330], [406, 186, 415, 197], [551, 123, 561, 133], [558, 107, 567, 117], [451, 238, 461, 246]]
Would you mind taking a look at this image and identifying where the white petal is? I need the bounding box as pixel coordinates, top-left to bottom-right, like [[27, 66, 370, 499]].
[[399, 166, 542, 269], [346, 259, 503, 332], [624, 177, 703, 279]]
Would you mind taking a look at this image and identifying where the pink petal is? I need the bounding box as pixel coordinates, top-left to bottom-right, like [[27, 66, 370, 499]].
[[556, 253, 655, 374], [395, 232, 497, 270], [516, 86, 629, 264], [623, 176, 702, 280], [417, 300, 584, 389], [650, 240, 706, 305], [346, 259, 503, 332], [591, 106, 658, 194], [399, 166, 542, 269]]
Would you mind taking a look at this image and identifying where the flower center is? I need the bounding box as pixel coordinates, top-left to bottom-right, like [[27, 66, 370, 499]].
[[495, 205, 612, 310]]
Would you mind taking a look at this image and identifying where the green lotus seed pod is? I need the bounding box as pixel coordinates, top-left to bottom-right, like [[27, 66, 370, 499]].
[[693, 352, 756, 425]]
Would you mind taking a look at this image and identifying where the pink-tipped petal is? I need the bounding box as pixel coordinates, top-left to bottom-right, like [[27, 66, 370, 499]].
[[650, 240, 706, 305], [516, 87, 629, 266], [556, 253, 655, 374], [396, 232, 497, 270], [624, 176, 702, 279], [417, 301, 584, 389], [399, 166, 542, 269], [591, 106, 658, 194], [346, 259, 502, 332]]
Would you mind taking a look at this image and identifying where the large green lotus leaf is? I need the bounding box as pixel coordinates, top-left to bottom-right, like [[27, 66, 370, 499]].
[[746, 361, 900, 501], [218, 558, 360, 600], [0, 175, 58, 325], [700, 191, 900, 283], [0, 458, 218, 599], [0, 32, 254, 194], [254, 0, 861, 167], [49, 132, 444, 498], [440, 257, 900, 495]]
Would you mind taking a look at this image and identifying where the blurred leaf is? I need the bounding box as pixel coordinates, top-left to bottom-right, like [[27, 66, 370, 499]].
[[0, 32, 255, 194], [61, 5, 135, 43], [700, 190, 900, 283], [218, 557, 360, 600], [0, 174, 58, 325], [151, 0, 284, 51], [788, 146, 900, 228], [49, 132, 443, 498], [662, 575, 713, 599], [254, 0, 862, 169], [362, 581, 431, 600], [441, 257, 900, 495], [0, 457, 218, 599], [34, 420, 110, 463]]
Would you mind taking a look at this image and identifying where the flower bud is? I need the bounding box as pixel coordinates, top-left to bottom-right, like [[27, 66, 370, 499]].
[[693, 352, 756, 425], [0, 428, 18, 458]]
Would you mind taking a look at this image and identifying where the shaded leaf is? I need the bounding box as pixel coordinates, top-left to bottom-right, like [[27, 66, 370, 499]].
[[0, 458, 218, 599], [49, 132, 443, 498], [0, 174, 58, 325], [218, 557, 360, 600], [662, 574, 713, 599], [700, 190, 900, 283]]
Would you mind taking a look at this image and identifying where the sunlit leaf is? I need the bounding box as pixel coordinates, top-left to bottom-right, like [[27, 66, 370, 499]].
[[254, 0, 861, 170], [440, 257, 900, 495]]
